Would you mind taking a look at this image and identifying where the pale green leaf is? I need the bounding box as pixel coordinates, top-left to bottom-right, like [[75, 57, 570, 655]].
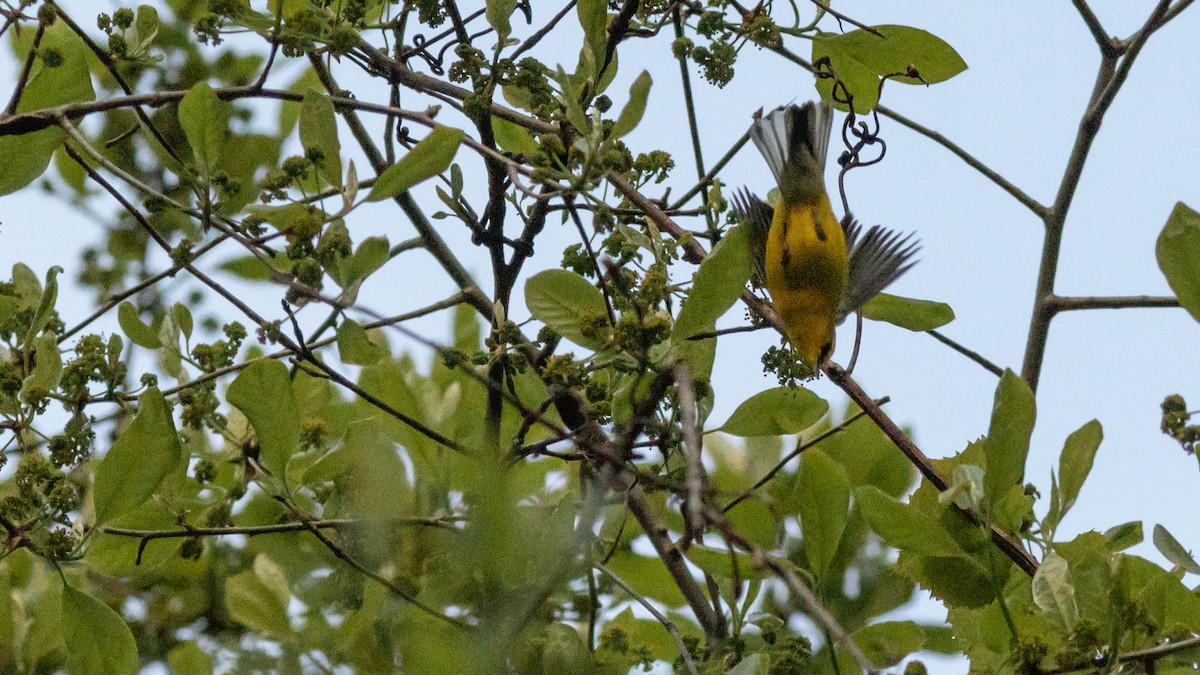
[[861, 293, 954, 331], [1057, 420, 1102, 519], [673, 224, 753, 379], [299, 90, 342, 186], [715, 387, 828, 437], [1032, 553, 1079, 632], [851, 621, 925, 668], [797, 448, 849, 577], [525, 269, 607, 350], [1153, 524, 1200, 575], [227, 359, 301, 475], [611, 71, 652, 138], [178, 81, 228, 173], [0, 24, 95, 196], [855, 486, 967, 558], [92, 388, 183, 526], [61, 583, 138, 675], [1157, 202, 1200, 324], [117, 301, 161, 349], [337, 319, 387, 365], [225, 555, 291, 635], [367, 126, 463, 201], [983, 370, 1035, 508]]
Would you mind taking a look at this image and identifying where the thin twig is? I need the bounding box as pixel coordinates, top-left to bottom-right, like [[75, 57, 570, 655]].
[[676, 364, 706, 541], [101, 516, 462, 540], [704, 507, 879, 673], [596, 562, 700, 675], [1048, 295, 1179, 311], [926, 330, 1004, 377]]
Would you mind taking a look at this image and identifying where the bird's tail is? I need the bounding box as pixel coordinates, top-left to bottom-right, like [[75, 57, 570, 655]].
[[749, 102, 833, 205]]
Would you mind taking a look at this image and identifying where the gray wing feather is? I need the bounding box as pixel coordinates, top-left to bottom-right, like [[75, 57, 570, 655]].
[[730, 187, 773, 287], [836, 220, 920, 324]]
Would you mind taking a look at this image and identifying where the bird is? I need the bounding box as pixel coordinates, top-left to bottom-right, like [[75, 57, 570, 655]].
[[731, 101, 920, 369]]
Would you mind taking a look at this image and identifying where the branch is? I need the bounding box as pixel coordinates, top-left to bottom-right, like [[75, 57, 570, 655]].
[[1070, 0, 1118, 55], [1048, 295, 1179, 312], [101, 516, 461, 541], [1021, 0, 1172, 393], [875, 104, 1048, 217], [925, 329, 1005, 377], [273, 496, 469, 630], [704, 507, 879, 674], [595, 562, 700, 675], [625, 486, 727, 644]]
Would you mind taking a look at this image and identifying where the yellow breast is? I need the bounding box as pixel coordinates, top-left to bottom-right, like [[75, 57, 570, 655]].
[[764, 195, 849, 365]]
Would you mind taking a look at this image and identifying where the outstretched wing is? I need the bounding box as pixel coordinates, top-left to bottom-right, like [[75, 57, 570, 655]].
[[730, 187, 773, 287], [836, 219, 920, 324]]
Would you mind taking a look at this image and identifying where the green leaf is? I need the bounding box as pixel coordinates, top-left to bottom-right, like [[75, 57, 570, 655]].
[[728, 653, 769, 675], [337, 319, 387, 365], [0, 24, 95, 196], [299, 90, 342, 186], [219, 253, 287, 282], [611, 71, 652, 138], [492, 116, 539, 156], [983, 370, 1035, 508], [338, 236, 390, 288], [1153, 524, 1200, 575], [133, 5, 159, 54], [828, 26, 967, 85], [856, 486, 967, 558], [851, 621, 925, 668], [172, 303, 194, 341], [367, 126, 463, 201], [60, 583, 139, 675], [1057, 420, 1102, 520], [812, 34, 881, 114], [227, 359, 301, 475], [157, 312, 182, 379], [525, 269, 608, 350], [543, 623, 591, 672], [1103, 521, 1143, 551], [225, 555, 292, 635], [92, 388, 183, 526], [797, 448, 849, 577], [486, 0, 518, 40], [178, 81, 228, 173], [25, 265, 61, 344], [1032, 552, 1079, 632], [686, 546, 765, 580], [1157, 202, 1200, 324], [117, 301, 161, 349], [166, 642, 214, 675], [21, 333, 62, 398], [861, 293, 955, 331], [673, 224, 753, 378], [715, 387, 828, 437], [577, 0, 608, 78]]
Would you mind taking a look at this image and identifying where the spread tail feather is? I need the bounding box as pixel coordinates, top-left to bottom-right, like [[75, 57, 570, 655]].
[[749, 103, 833, 204]]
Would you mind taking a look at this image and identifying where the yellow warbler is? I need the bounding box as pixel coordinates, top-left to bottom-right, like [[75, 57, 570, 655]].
[[733, 102, 919, 367]]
